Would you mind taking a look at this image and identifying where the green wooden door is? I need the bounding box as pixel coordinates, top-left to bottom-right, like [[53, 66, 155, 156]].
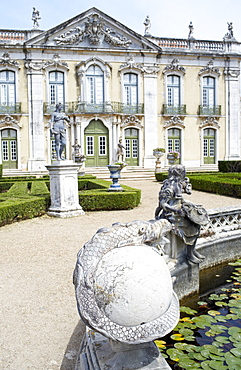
[[168, 128, 181, 164], [203, 128, 215, 164], [125, 128, 139, 166], [1, 128, 17, 169], [84, 120, 109, 167]]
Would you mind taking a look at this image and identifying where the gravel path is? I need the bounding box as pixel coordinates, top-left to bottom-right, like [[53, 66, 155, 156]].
[[1, 178, 241, 370]]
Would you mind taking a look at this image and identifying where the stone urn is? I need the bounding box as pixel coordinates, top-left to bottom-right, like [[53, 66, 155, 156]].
[[153, 149, 165, 173], [107, 164, 123, 191], [167, 152, 178, 165]]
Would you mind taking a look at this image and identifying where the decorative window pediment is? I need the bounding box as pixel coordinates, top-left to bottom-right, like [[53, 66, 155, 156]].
[[164, 115, 185, 128], [0, 115, 22, 128], [199, 116, 220, 129], [162, 58, 186, 75], [121, 115, 143, 128], [199, 60, 220, 77], [119, 57, 144, 74], [0, 52, 20, 70], [76, 57, 112, 78], [43, 53, 69, 70]]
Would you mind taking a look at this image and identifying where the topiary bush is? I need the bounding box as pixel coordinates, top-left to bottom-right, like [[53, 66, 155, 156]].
[[219, 160, 241, 173]]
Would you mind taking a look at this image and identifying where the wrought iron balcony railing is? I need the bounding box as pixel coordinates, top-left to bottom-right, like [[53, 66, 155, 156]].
[[199, 105, 221, 116], [163, 104, 186, 115], [0, 103, 21, 114], [44, 102, 144, 115]]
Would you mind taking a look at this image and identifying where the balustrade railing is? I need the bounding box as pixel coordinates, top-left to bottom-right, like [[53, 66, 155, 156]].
[[201, 206, 241, 237], [199, 105, 221, 116], [0, 103, 21, 114], [44, 102, 144, 115], [156, 37, 225, 52], [163, 104, 186, 115], [0, 30, 27, 43]]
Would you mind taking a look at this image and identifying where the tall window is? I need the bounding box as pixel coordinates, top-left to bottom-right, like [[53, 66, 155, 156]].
[[124, 73, 138, 105], [167, 75, 180, 106], [86, 65, 104, 104], [49, 71, 64, 105], [0, 71, 15, 106], [203, 77, 215, 106]]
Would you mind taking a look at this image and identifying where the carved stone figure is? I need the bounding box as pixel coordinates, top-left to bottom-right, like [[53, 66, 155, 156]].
[[116, 137, 126, 162], [155, 165, 209, 264], [51, 103, 70, 160], [143, 15, 151, 35], [188, 21, 194, 39], [32, 7, 41, 29]]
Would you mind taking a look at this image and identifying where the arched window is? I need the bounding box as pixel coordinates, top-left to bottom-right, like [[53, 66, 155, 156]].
[[167, 75, 180, 106], [86, 65, 104, 104], [203, 77, 215, 107], [124, 73, 138, 105], [49, 71, 64, 105], [0, 71, 16, 106]]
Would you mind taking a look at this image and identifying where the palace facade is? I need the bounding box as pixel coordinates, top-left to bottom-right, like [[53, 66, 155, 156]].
[[0, 7, 240, 173]]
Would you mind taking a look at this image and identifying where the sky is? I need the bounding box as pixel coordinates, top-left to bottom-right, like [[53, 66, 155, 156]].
[[1, 0, 241, 42]]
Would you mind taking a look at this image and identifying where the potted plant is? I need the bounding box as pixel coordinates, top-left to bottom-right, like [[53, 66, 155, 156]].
[[74, 153, 86, 163], [153, 148, 166, 157], [167, 151, 180, 164]]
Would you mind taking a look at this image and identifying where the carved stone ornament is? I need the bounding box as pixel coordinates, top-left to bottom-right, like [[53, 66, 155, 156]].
[[224, 67, 240, 78], [200, 116, 220, 129], [0, 115, 21, 128], [0, 52, 20, 69], [199, 60, 220, 76], [121, 115, 143, 128], [54, 13, 132, 48], [73, 219, 179, 344], [43, 53, 69, 70], [143, 65, 160, 75], [164, 115, 185, 128], [119, 56, 144, 73], [162, 58, 186, 75], [25, 60, 43, 72]]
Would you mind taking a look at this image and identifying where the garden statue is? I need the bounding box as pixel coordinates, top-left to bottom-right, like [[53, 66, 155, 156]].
[[51, 103, 70, 160], [32, 7, 41, 29], [155, 165, 209, 264], [74, 218, 179, 369], [116, 137, 126, 162]]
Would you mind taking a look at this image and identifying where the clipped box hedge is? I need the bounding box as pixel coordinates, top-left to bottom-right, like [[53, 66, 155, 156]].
[[218, 160, 241, 173], [0, 177, 141, 226], [155, 172, 241, 198]]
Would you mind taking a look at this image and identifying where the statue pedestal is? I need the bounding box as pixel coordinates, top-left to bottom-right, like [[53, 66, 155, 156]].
[[76, 329, 171, 370], [46, 160, 84, 218]]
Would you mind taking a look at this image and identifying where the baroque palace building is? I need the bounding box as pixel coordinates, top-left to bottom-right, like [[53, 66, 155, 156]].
[[0, 7, 240, 173]]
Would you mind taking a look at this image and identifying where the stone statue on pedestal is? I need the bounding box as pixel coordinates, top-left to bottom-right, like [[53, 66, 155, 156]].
[[32, 7, 41, 29], [51, 103, 70, 161]]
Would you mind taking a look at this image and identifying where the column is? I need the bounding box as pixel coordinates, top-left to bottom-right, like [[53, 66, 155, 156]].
[[143, 66, 160, 168], [25, 61, 46, 171], [224, 66, 241, 159]]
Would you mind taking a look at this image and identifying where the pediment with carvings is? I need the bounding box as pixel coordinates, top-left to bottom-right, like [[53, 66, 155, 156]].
[[199, 116, 220, 129], [164, 115, 185, 128], [163, 58, 186, 75], [0, 52, 20, 69], [199, 60, 220, 77], [121, 115, 143, 128], [25, 8, 159, 51], [0, 115, 22, 128]]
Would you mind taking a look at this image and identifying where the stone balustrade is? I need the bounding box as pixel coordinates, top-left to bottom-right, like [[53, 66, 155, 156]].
[[151, 37, 233, 52], [0, 30, 27, 44], [201, 206, 241, 237]]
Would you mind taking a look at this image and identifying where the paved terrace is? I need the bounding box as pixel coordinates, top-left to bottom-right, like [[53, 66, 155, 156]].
[[1, 177, 241, 370]]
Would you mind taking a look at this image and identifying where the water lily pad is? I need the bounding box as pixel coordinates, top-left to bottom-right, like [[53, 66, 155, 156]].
[[208, 310, 221, 316], [208, 360, 227, 369], [171, 333, 185, 341], [180, 306, 197, 315], [230, 348, 241, 357], [214, 336, 229, 344]]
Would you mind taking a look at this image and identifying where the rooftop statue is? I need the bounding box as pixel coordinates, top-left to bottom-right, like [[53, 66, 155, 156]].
[[32, 7, 41, 29], [143, 15, 151, 36], [188, 21, 194, 39], [155, 165, 209, 264], [50, 103, 70, 160]]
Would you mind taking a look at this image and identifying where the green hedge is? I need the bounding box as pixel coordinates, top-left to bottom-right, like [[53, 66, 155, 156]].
[[0, 177, 141, 225], [155, 172, 241, 198], [78, 180, 141, 211], [218, 160, 241, 172], [0, 164, 2, 178]]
